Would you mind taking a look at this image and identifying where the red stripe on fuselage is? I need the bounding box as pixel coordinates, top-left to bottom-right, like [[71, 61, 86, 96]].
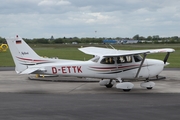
[[16, 56, 48, 62], [117, 65, 139, 68], [90, 66, 117, 69], [90, 65, 140, 70]]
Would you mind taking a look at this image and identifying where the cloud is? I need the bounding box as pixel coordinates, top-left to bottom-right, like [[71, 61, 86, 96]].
[[38, 0, 71, 6], [0, 0, 180, 38]]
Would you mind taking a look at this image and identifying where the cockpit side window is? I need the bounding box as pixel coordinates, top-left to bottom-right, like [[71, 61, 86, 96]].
[[100, 57, 115, 64], [117, 56, 132, 64], [133, 54, 142, 62]]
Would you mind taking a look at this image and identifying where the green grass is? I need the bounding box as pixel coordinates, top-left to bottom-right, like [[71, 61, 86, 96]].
[[0, 43, 179, 67]]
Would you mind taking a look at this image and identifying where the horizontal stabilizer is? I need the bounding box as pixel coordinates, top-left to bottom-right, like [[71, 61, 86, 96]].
[[20, 67, 45, 74]]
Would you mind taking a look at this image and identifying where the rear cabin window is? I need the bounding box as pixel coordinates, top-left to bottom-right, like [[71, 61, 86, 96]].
[[91, 56, 100, 63], [101, 57, 115, 64]]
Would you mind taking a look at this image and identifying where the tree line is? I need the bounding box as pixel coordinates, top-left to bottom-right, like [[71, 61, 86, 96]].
[[0, 35, 180, 44]]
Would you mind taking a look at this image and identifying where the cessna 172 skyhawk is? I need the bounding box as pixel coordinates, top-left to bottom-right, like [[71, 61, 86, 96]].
[[6, 35, 175, 91]]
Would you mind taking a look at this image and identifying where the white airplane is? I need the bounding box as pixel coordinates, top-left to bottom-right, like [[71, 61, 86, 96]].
[[6, 35, 175, 91]]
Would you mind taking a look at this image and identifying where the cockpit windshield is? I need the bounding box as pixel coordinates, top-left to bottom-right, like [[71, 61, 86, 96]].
[[133, 54, 142, 62]]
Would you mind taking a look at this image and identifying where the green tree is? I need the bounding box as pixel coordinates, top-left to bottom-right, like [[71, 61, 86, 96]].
[[33, 38, 49, 44], [53, 38, 64, 44], [0, 37, 6, 43], [139, 36, 146, 40], [147, 36, 152, 41], [133, 34, 139, 40]]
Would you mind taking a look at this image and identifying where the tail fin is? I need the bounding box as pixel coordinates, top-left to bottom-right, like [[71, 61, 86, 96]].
[[6, 35, 43, 73]]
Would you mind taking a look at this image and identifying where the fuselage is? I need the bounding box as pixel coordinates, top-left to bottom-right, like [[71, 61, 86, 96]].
[[31, 55, 165, 80]]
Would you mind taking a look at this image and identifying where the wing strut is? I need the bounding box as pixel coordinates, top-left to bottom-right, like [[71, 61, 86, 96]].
[[135, 53, 147, 78], [164, 52, 170, 64], [109, 44, 116, 50]]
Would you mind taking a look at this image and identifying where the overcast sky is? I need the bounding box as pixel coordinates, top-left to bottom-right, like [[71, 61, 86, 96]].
[[0, 0, 180, 38]]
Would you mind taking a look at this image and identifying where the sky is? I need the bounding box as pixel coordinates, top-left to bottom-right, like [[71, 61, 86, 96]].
[[0, 0, 180, 38]]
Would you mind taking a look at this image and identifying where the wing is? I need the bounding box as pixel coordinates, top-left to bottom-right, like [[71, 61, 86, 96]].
[[78, 47, 175, 57], [133, 48, 175, 54]]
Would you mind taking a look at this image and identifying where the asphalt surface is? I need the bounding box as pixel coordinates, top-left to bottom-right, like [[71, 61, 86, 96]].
[[0, 68, 180, 120], [0, 93, 180, 120]]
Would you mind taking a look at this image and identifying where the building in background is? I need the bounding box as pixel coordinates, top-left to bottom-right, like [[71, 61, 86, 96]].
[[103, 39, 139, 44]]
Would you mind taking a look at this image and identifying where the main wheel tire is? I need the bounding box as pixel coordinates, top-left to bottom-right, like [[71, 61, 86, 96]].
[[105, 84, 113, 88], [123, 89, 131, 92], [147, 87, 153, 89]]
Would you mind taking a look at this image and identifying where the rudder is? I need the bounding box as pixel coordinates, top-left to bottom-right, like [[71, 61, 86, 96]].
[[6, 35, 42, 73]]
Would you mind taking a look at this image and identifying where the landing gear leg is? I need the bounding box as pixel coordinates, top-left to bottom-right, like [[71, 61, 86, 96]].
[[156, 75, 159, 79]]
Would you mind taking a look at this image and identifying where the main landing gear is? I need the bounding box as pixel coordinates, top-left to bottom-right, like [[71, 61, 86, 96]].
[[116, 83, 134, 92], [116, 78, 134, 92], [99, 79, 134, 91], [99, 78, 155, 92], [99, 79, 116, 88], [140, 80, 155, 89], [99, 78, 134, 91]]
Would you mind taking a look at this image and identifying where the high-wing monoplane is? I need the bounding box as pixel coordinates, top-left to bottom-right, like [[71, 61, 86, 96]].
[[6, 35, 175, 91]]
